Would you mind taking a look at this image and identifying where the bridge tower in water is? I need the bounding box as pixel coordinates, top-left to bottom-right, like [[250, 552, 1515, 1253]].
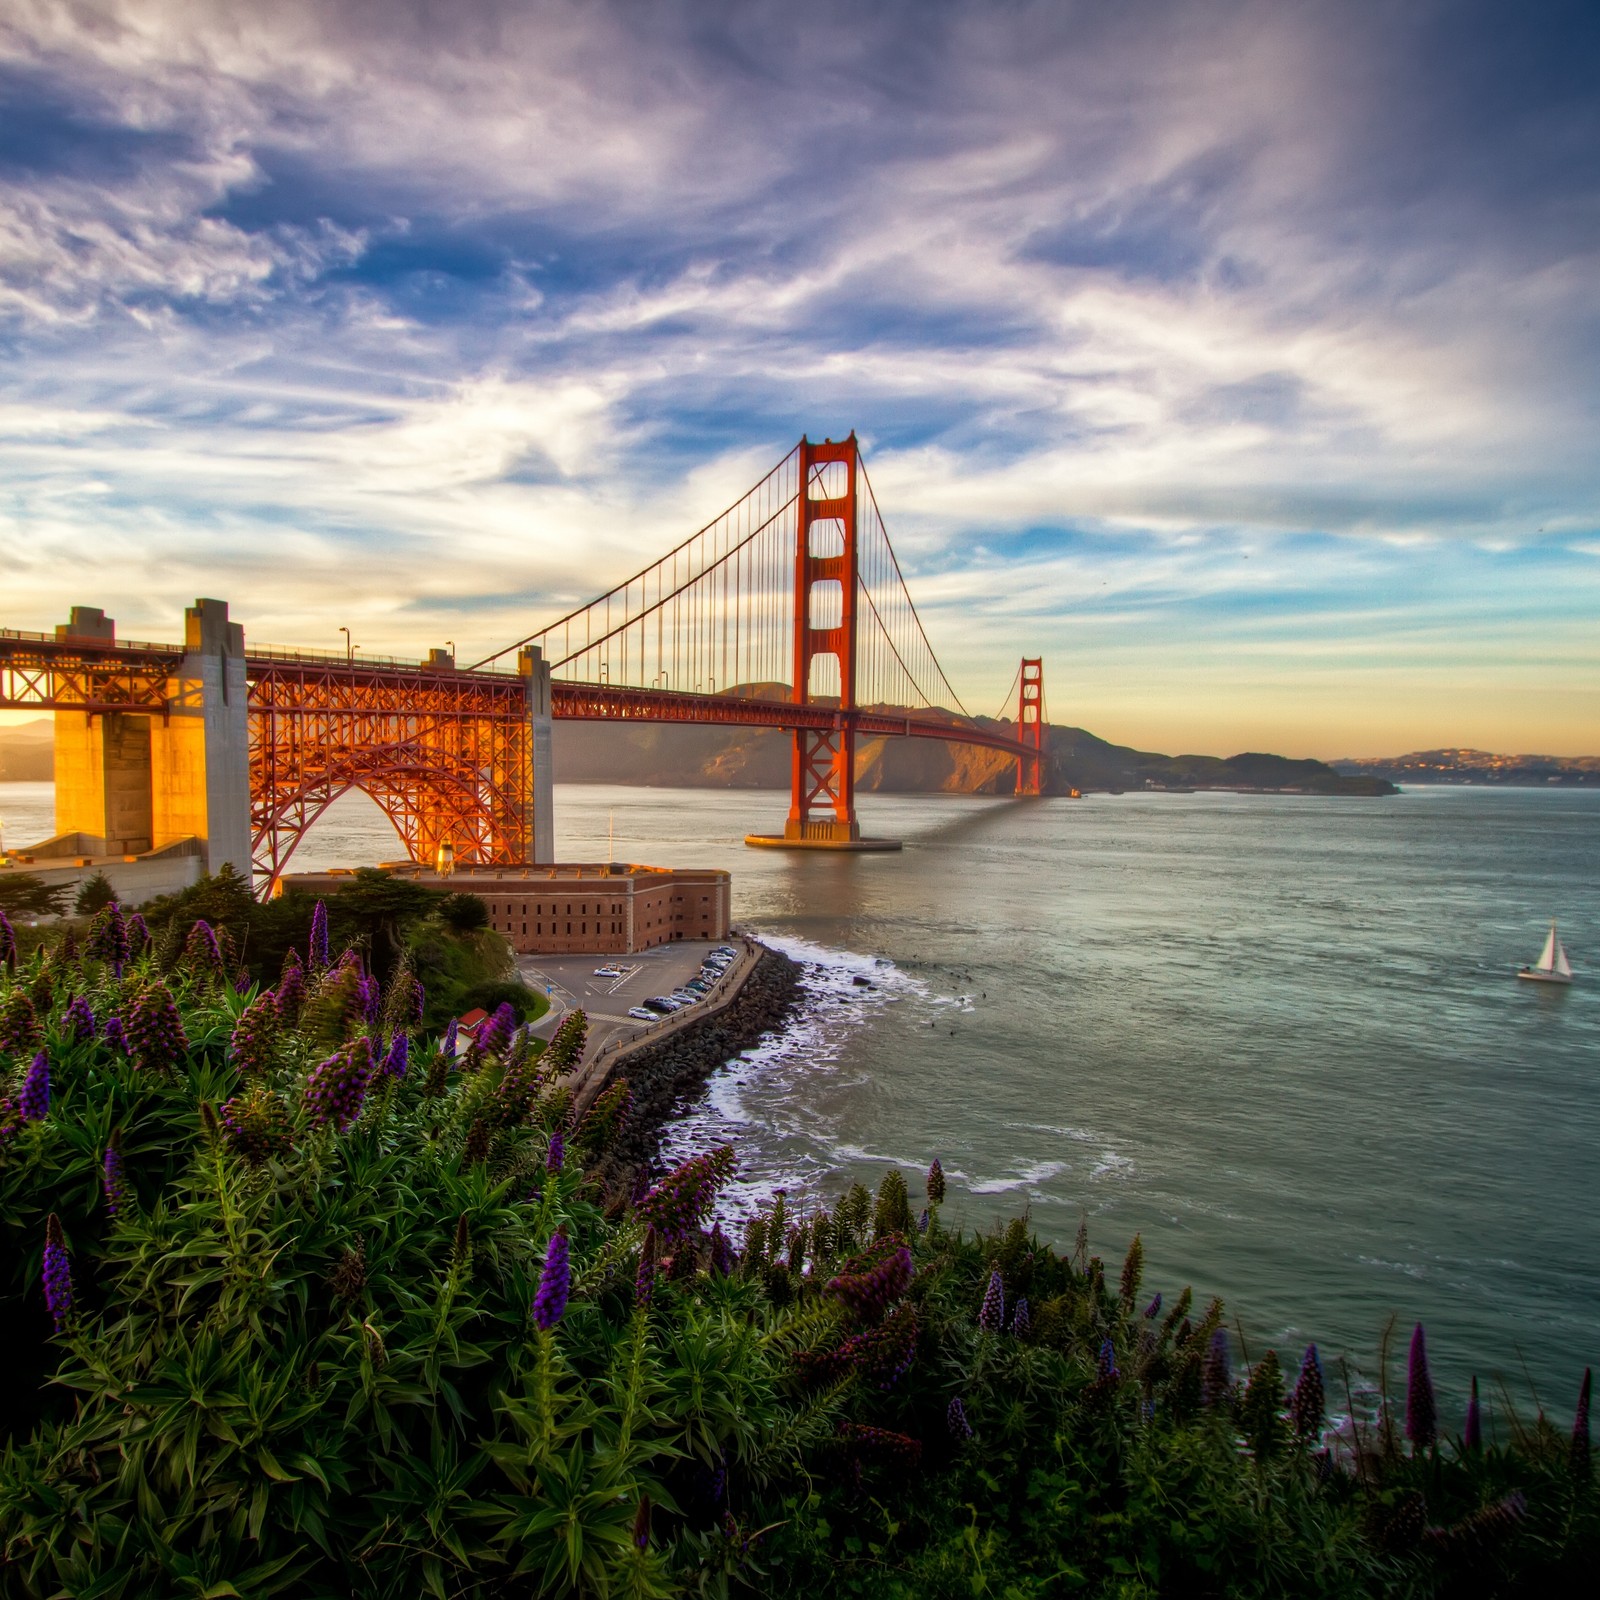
[[781, 436, 870, 846], [1015, 657, 1045, 796]]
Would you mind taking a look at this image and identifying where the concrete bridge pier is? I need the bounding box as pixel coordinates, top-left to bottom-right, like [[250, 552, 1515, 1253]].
[[53, 599, 251, 880], [520, 643, 555, 865]]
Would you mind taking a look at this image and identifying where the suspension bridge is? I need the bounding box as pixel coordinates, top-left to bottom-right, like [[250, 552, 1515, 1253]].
[[0, 434, 1048, 893]]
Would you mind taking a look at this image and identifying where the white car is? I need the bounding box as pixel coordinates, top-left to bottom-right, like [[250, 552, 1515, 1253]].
[[593, 965, 623, 978], [627, 1006, 658, 1022]]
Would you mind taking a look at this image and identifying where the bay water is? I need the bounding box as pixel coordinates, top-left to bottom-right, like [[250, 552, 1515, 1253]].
[[4, 777, 1596, 1415]]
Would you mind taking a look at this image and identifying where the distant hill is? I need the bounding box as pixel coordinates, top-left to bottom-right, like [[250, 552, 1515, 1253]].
[[0, 718, 52, 782], [554, 714, 1395, 796], [0, 709, 1394, 798], [1334, 749, 1600, 786]]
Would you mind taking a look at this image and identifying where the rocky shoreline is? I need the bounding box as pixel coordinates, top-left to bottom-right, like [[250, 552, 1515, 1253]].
[[583, 941, 802, 1197]]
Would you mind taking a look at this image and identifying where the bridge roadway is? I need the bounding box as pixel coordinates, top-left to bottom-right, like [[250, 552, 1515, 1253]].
[[0, 630, 1036, 762]]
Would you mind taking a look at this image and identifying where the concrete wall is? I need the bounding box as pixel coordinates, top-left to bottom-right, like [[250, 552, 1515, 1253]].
[[0, 839, 204, 912]]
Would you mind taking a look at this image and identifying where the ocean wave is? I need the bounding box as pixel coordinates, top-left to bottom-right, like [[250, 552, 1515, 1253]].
[[968, 1159, 1070, 1195]]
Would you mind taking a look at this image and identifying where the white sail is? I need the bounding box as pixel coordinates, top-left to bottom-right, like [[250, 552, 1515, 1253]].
[[1537, 923, 1558, 972], [1556, 941, 1573, 979]]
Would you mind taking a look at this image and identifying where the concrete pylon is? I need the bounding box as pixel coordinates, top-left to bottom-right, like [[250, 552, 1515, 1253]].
[[52, 598, 252, 880], [153, 600, 252, 878], [521, 644, 555, 864]]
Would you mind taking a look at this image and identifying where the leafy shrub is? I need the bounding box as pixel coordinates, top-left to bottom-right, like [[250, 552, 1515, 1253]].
[[1, 918, 1596, 1597], [459, 978, 549, 1025]]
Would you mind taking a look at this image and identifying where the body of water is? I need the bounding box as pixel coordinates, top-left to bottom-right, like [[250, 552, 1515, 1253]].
[[4, 776, 1596, 1414]]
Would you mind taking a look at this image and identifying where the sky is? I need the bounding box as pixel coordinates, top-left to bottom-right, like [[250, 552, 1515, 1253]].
[[1, 0, 1598, 758]]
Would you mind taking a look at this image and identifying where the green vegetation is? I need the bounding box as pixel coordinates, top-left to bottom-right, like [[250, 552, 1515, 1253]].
[[0, 911, 1593, 1597], [135, 866, 544, 1029], [0, 873, 69, 920]]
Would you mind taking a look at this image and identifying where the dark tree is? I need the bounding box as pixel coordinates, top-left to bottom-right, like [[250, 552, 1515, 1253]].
[[74, 872, 118, 915], [439, 891, 489, 933], [0, 873, 69, 919]]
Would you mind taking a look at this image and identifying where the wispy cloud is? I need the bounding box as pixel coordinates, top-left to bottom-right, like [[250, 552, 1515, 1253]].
[[1, 0, 1596, 754]]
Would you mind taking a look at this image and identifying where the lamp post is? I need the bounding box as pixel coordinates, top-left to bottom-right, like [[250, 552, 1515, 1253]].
[[339, 626, 352, 663]]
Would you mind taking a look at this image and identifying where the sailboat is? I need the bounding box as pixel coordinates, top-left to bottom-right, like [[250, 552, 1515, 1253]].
[[1518, 920, 1574, 985]]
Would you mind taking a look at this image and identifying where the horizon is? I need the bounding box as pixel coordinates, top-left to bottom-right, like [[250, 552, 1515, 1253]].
[[2, 1, 1598, 757]]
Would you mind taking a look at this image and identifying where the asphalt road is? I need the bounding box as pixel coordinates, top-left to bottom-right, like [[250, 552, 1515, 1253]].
[[514, 938, 739, 1058]]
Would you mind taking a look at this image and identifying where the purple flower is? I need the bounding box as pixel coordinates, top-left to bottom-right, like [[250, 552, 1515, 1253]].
[[926, 1157, 945, 1206], [1011, 1296, 1031, 1337], [1406, 1323, 1437, 1451], [1143, 1292, 1163, 1320], [0, 910, 15, 968], [1573, 1368, 1592, 1480], [102, 1014, 128, 1056], [1098, 1339, 1119, 1380], [126, 982, 189, 1070], [441, 1017, 459, 1056], [63, 995, 97, 1042], [229, 994, 279, 1076], [85, 901, 130, 974], [636, 1147, 736, 1242], [42, 1214, 74, 1333], [1291, 1344, 1325, 1441], [476, 1002, 516, 1060], [183, 919, 223, 977], [1464, 1375, 1483, 1452], [303, 1037, 373, 1133], [357, 973, 381, 1026], [19, 1052, 49, 1122], [276, 949, 306, 1020], [102, 1146, 128, 1217], [545, 1129, 565, 1173], [826, 1241, 914, 1321], [0, 988, 41, 1054], [917, 1208, 929, 1234], [1202, 1330, 1232, 1406], [632, 1493, 652, 1552], [635, 1227, 658, 1308], [947, 1395, 974, 1440], [532, 1227, 572, 1331], [709, 1222, 736, 1277], [977, 1268, 1005, 1333], [126, 912, 151, 956], [382, 1033, 408, 1078], [309, 900, 330, 969]]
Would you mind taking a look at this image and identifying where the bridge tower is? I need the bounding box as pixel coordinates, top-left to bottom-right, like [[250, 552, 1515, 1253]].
[[1015, 657, 1045, 796], [782, 435, 862, 844]]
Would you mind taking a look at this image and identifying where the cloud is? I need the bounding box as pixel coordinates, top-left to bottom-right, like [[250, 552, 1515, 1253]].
[[0, 0, 1596, 754]]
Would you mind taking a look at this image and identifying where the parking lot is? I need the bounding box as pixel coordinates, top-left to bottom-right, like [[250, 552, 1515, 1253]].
[[514, 938, 744, 1058]]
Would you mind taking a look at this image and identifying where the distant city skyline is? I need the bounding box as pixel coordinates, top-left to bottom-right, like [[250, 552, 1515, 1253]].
[[2, 1, 1597, 757]]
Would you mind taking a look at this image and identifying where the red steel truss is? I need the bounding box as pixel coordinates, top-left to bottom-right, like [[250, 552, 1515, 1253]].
[[248, 653, 534, 888], [0, 630, 177, 713]]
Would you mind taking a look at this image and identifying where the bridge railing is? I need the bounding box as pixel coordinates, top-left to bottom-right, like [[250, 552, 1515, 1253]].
[[247, 643, 518, 674], [0, 627, 181, 657]]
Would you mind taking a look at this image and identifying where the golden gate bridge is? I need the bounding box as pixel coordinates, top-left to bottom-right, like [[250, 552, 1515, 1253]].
[[0, 434, 1048, 892]]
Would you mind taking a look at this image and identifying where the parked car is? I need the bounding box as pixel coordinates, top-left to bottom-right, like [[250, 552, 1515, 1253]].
[[627, 1007, 659, 1022], [643, 997, 678, 1014], [685, 979, 710, 995], [594, 965, 623, 978]]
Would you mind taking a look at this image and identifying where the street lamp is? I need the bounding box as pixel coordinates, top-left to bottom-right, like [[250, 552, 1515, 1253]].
[[339, 626, 352, 663]]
